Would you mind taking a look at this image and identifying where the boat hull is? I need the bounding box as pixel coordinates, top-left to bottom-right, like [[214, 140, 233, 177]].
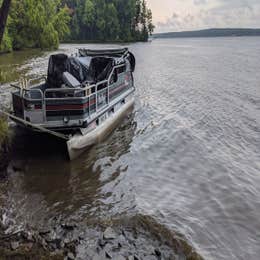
[[67, 97, 134, 160]]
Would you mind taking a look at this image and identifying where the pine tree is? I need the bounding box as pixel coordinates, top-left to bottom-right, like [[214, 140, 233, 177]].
[[147, 8, 154, 36], [140, 0, 148, 41]]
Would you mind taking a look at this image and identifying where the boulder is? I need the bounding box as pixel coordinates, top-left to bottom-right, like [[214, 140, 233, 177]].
[[10, 241, 19, 250], [103, 227, 117, 240], [67, 252, 75, 260]]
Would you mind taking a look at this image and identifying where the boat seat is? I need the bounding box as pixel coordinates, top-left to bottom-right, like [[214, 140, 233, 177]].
[[62, 72, 81, 88]]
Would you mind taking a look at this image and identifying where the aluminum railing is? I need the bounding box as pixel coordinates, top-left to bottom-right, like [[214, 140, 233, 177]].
[[11, 63, 127, 123]]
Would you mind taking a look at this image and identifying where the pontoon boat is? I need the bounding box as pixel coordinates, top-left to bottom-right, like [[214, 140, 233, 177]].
[[6, 48, 135, 159]]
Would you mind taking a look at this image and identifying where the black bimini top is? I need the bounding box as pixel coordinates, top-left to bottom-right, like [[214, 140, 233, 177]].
[[79, 48, 136, 72]]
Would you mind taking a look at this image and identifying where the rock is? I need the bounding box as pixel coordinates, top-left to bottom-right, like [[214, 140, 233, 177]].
[[45, 230, 61, 244], [61, 222, 77, 230], [114, 255, 125, 260], [60, 241, 65, 248], [64, 238, 71, 244], [143, 256, 157, 260], [103, 227, 117, 240], [39, 237, 48, 249], [154, 248, 162, 257], [10, 241, 19, 250], [64, 232, 80, 246], [105, 239, 123, 251], [98, 238, 107, 248], [93, 254, 103, 260], [67, 252, 75, 260], [147, 245, 155, 254], [39, 228, 51, 236], [24, 242, 33, 251], [21, 231, 34, 242], [50, 249, 63, 257], [105, 251, 112, 259], [117, 234, 127, 246]]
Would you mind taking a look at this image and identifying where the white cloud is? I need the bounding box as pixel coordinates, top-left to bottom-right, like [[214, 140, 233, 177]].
[[147, 0, 260, 32]]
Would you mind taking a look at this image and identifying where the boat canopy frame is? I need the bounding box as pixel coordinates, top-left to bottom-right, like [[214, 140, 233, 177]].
[[78, 48, 136, 72], [78, 48, 129, 57]]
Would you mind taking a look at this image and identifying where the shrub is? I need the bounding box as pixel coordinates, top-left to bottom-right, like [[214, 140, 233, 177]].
[[39, 23, 59, 50], [0, 31, 12, 53]]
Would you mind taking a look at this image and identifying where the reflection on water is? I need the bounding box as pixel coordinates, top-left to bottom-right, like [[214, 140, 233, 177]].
[[0, 49, 46, 84], [1, 38, 260, 259], [4, 113, 137, 231]]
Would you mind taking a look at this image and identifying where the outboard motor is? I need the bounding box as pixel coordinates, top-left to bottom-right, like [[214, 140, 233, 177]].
[[47, 54, 88, 88], [47, 54, 68, 88]]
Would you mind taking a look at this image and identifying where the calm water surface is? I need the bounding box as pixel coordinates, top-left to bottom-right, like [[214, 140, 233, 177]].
[[0, 37, 260, 260]]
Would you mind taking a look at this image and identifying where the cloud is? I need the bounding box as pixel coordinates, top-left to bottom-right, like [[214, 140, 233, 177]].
[[153, 0, 260, 32], [193, 0, 207, 5]]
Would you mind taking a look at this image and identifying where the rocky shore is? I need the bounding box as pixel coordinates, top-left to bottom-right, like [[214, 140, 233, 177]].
[[0, 214, 202, 260]]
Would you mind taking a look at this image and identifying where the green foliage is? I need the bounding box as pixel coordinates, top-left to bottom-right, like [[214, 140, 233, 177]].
[[0, 30, 12, 52], [64, 0, 154, 42], [0, 0, 12, 53], [5, 0, 70, 50], [40, 23, 59, 50], [1, 0, 154, 51]]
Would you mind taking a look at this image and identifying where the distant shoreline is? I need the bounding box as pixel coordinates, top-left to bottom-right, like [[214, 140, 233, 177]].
[[153, 28, 260, 39], [61, 39, 147, 44]]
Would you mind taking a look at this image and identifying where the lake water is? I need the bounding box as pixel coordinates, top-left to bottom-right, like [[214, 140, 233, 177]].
[[0, 37, 260, 259]]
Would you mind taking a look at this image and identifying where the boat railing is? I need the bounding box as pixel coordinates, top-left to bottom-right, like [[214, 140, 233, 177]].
[[12, 63, 128, 124], [11, 82, 44, 113], [27, 76, 47, 87]]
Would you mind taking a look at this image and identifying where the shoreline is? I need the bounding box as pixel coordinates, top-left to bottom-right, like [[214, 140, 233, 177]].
[[0, 213, 203, 260], [61, 39, 147, 44], [0, 39, 149, 56]]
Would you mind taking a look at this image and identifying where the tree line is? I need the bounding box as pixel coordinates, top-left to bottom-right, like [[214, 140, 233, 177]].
[[0, 0, 154, 52], [62, 0, 154, 42]]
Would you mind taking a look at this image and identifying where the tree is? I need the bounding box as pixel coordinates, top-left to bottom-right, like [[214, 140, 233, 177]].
[[140, 0, 148, 40], [62, 0, 154, 42], [147, 9, 154, 36], [104, 3, 119, 40], [8, 0, 70, 50], [82, 0, 95, 39], [0, 0, 11, 45], [1, 0, 154, 51]]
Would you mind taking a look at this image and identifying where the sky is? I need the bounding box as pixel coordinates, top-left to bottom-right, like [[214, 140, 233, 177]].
[[147, 0, 260, 33]]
